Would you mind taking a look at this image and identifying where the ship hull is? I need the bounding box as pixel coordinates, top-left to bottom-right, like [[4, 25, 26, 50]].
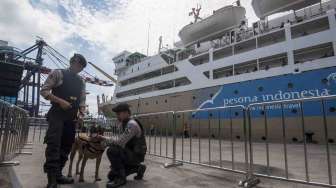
[[101, 67, 336, 143]]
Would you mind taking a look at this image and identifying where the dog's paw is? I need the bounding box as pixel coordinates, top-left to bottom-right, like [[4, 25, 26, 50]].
[[95, 177, 102, 182]]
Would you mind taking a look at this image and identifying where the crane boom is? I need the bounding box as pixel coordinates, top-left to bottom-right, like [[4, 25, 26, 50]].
[[87, 61, 117, 83]]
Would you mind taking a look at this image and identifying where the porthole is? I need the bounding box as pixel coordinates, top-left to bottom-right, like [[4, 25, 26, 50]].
[[258, 86, 263, 92], [321, 78, 328, 84], [288, 83, 294, 89]]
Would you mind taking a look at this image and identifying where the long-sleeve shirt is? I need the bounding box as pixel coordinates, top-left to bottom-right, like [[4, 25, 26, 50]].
[[103, 119, 142, 148], [40, 69, 86, 107]]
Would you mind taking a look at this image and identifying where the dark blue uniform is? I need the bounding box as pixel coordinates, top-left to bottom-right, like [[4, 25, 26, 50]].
[[44, 69, 83, 177]]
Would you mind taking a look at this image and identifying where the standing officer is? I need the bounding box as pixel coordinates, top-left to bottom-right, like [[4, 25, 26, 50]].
[[41, 53, 87, 188], [99, 103, 147, 188]]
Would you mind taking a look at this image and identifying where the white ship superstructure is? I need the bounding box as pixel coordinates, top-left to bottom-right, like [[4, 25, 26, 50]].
[[100, 0, 336, 115]]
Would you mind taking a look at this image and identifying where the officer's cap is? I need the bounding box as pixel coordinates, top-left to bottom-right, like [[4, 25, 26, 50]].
[[112, 103, 130, 113]]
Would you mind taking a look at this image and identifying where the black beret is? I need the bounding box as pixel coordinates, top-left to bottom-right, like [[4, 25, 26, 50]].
[[112, 103, 130, 113]]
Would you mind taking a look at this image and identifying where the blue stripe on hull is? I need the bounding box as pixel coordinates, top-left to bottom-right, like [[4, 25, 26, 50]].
[[195, 67, 336, 118]]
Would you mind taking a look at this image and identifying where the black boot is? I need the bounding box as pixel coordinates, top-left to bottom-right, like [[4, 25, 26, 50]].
[[106, 169, 127, 188], [56, 175, 74, 184], [107, 170, 118, 181], [46, 174, 57, 188], [134, 164, 146, 180]]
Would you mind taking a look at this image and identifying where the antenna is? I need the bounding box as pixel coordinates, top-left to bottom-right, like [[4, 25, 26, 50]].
[[146, 21, 151, 56], [158, 36, 162, 53]]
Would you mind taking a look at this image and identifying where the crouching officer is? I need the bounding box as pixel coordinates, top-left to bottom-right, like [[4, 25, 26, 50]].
[[99, 103, 147, 188], [41, 53, 87, 188]]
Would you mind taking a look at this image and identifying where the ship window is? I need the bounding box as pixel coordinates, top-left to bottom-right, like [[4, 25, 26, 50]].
[[234, 38, 256, 54], [257, 29, 285, 48], [213, 65, 233, 79], [148, 63, 150, 67], [162, 65, 176, 74], [121, 65, 177, 86], [175, 77, 191, 87], [213, 46, 233, 61], [294, 42, 334, 64], [155, 101, 158, 104], [291, 17, 329, 39], [210, 93, 213, 98], [321, 78, 328, 84], [165, 99, 167, 103], [190, 53, 209, 66], [259, 53, 288, 70], [234, 60, 258, 75], [288, 83, 294, 89], [234, 90, 239, 95], [145, 102, 148, 106], [203, 71, 210, 78], [116, 77, 190, 98], [192, 96, 196, 100]]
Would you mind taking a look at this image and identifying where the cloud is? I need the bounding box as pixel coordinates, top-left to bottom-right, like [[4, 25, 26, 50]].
[[0, 0, 258, 116]]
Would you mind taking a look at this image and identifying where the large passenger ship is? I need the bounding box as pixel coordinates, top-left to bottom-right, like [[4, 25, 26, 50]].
[[99, 0, 336, 142]]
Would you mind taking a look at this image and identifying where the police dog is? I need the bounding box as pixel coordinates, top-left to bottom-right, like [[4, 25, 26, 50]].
[[67, 125, 106, 182]]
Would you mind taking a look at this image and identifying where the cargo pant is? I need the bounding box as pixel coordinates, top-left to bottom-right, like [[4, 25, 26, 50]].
[[106, 145, 142, 176], [43, 107, 77, 176]]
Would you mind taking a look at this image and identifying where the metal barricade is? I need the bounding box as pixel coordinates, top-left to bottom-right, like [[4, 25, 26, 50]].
[[171, 106, 251, 176], [0, 99, 30, 166], [28, 117, 48, 143], [134, 111, 175, 160], [246, 95, 336, 187], [102, 118, 120, 138]]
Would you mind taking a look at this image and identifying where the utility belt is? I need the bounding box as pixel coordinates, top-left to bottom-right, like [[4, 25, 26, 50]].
[[49, 96, 80, 121]]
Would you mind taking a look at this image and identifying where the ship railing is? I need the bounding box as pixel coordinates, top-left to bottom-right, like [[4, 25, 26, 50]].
[[0, 99, 30, 167]]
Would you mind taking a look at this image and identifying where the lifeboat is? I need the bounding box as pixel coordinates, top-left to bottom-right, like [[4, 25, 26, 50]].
[[252, 0, 321, 19], [178, 5, 246, 47]]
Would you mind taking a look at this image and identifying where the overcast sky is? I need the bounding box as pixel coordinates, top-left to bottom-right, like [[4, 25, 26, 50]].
[[0, 0, 258, 115]]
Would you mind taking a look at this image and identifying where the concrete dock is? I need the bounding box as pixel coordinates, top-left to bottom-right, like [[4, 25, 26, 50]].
[[0, 127, 335, 188]]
